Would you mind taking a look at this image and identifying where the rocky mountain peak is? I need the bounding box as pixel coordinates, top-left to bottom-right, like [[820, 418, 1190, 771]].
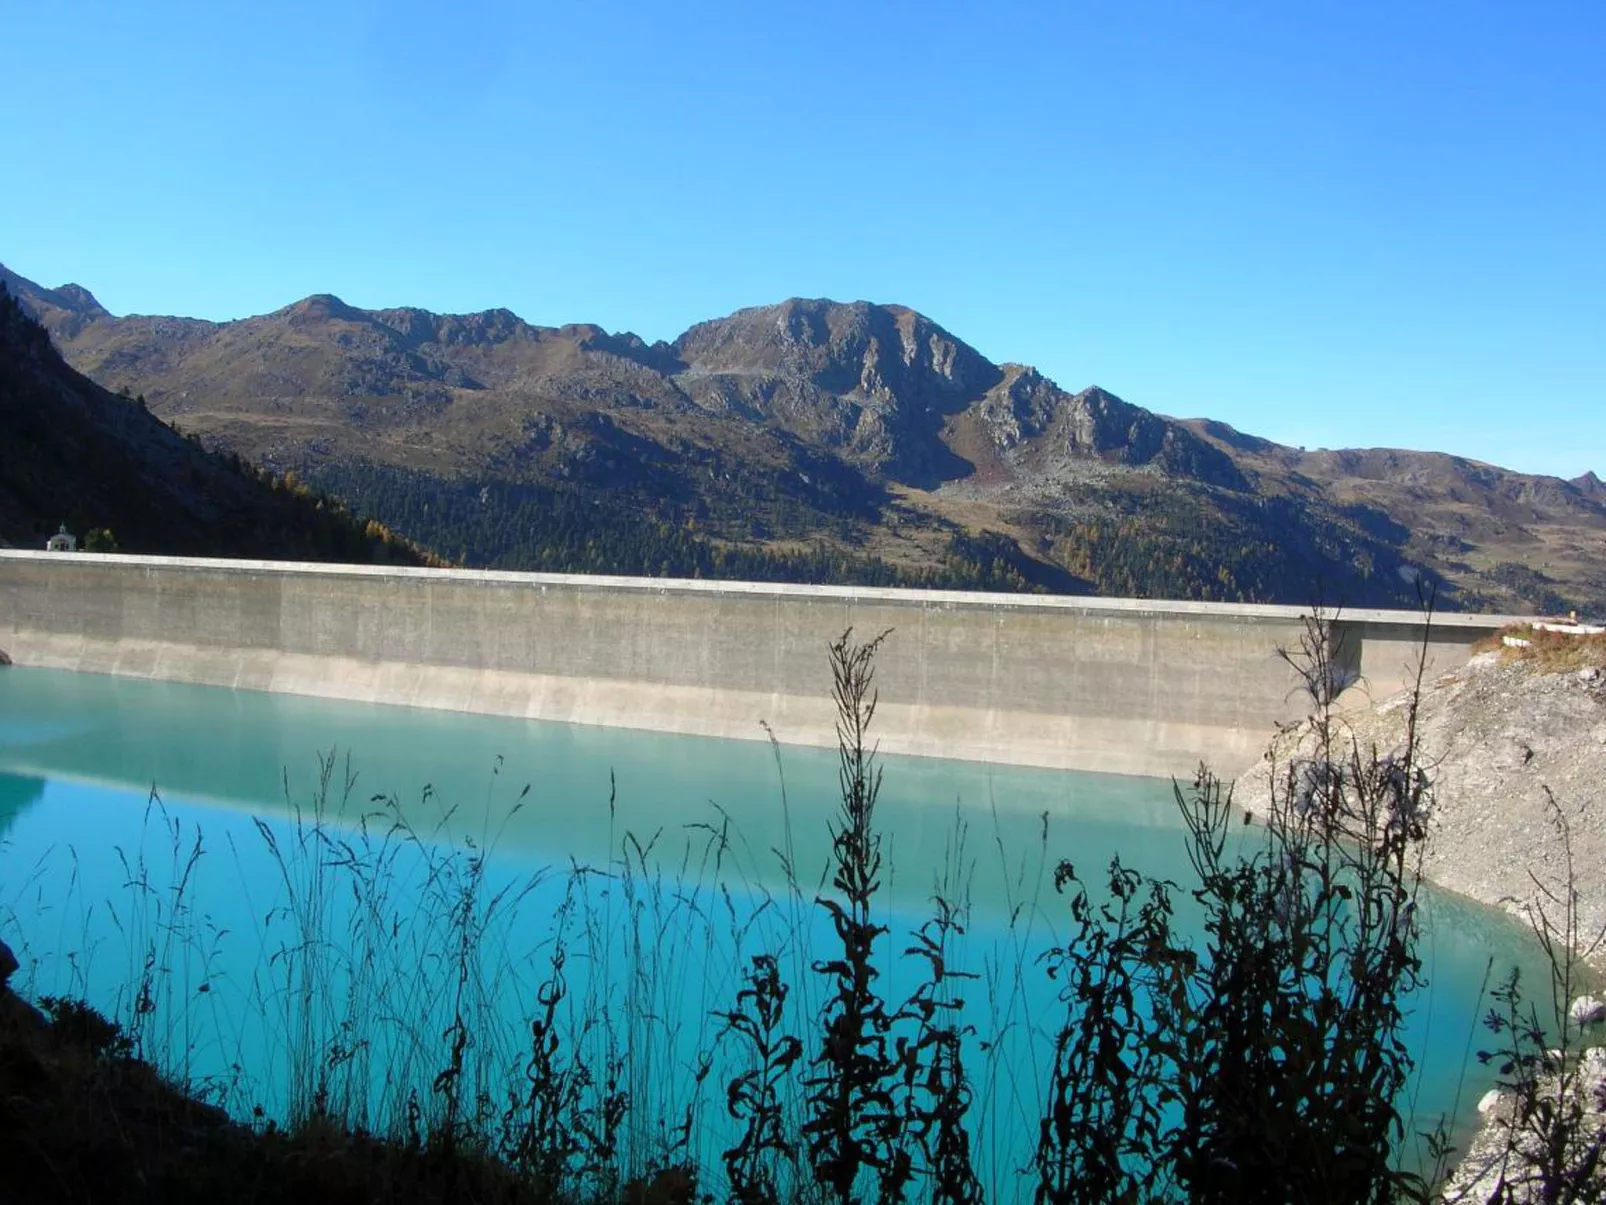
[[976, 364, 1057, 448], [1573, 470, 1604, 497], [43, 282, 107, 319], [279, 294, 365, 326], [370, 306, 448, 341], [666, 299, 999, 484], [673, 298, 998, 398], [972, 367, 1247, 489], [0, 263, 111, 339], [415, 307, 530, 348]]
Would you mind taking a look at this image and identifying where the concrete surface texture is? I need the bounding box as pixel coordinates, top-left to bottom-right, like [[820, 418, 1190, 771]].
[[0, 552, 1524, 779]]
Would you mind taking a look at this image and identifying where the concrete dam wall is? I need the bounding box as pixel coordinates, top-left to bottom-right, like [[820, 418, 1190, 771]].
[[0, 551, 1520, 778]]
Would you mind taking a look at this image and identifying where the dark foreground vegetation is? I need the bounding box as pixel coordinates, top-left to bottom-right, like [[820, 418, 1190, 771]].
[[0, 980, 581, 1205], [1, 624, 1601, 1203]]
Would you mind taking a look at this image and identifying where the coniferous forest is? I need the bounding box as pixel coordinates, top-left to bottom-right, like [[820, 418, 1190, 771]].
[[305, 460, 1065, 594]]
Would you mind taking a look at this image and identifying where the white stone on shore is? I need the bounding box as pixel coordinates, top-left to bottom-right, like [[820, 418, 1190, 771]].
[[1477, 1088, 1506, 1116], [1570, 995, 1606, 1026], [1583, 1047, 1606, 1076]]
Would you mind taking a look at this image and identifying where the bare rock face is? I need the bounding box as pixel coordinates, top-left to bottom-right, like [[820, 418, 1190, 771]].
[[1573, 470, 1605, 499], [976, 368, 1247, 488], [674, 298, 995, 398], [672, 298, 997, 484]]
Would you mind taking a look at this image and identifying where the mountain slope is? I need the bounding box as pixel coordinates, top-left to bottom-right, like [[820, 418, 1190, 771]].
[[1181, 419, 1606, 613], [0, 284, 429, 564], [6, 262, 1602, 611]]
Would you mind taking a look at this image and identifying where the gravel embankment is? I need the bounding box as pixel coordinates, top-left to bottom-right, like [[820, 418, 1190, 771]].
[[1438, 1045, 1606, 1203], [1234, 648, 1606, 1200], [1233, 651, 1606, 966]]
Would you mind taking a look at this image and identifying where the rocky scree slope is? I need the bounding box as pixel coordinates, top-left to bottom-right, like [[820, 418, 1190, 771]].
[[1235, 646, 1606, 964]]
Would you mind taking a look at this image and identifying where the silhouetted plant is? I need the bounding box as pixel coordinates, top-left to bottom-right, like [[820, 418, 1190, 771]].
[[431, 838, 498, 1153], [39, 995, 135, 1061], [502, 913, 586, 1194], [1024, 607, 1441, 1204], [802, 627, 911, 1205], [899, 890, 984, 1205], [110, 786, 212, 1076], [1165, 609, 1437, 1204], [1033, 856, 1181, 1205], [719, 953, 803, 1205]]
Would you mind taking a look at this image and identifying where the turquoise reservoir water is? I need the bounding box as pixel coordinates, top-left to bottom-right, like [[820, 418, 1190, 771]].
[[0, 666, 1550, 1195]]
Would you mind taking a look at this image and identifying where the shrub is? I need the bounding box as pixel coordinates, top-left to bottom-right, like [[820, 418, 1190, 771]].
[[1029, 608, 1441, 1204]]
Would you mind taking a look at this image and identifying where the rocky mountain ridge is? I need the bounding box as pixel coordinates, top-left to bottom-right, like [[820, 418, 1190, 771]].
[[5, 261, 1603, 611]]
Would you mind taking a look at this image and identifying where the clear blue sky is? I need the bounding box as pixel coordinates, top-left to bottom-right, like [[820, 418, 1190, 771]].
[[3, 1, 1602, 477]]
